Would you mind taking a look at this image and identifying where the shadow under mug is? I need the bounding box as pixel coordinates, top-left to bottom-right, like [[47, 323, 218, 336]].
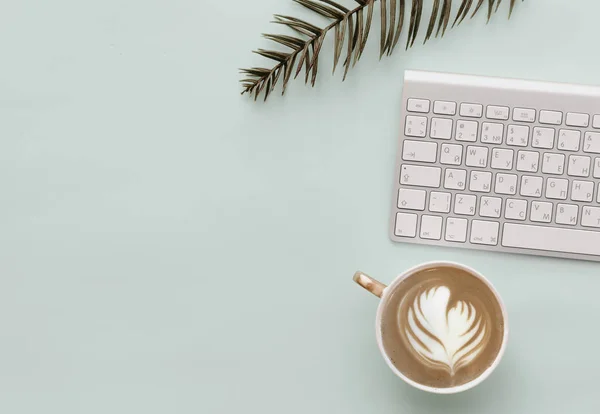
[[353, 261, 509, 394]]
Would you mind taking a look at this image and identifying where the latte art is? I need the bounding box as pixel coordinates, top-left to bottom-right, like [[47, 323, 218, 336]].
[[405, 286, 488, 375], [380, 266, 505, 388]]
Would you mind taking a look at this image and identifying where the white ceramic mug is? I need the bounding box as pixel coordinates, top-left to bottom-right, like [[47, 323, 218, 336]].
[[354, 261, 509, 394]]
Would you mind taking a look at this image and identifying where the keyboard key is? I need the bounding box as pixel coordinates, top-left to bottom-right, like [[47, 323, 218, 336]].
[[546, 178, 569, 200], [444, 168, 467, 190], [491, 148, 514, 170], [395, 213, 418, 237], [571, 180, 594, 202], [539, 110, 563, 125], [405, 116, 427, 137], [516, 151, 540, 172], [430, 118, 453, 140], [532, 127, 555, 149], [466, 146, 489, 168], [502, 223, 600, 256], [454, 194, 477, 216], [433, 101, 457, 115], [542, 153, 565, 175], [595, 158, 600, 178], [402, 140, 438, 163], [460, 103, 483, 118], [594, 115, 600, 129], [445, 217, 468, 242], [505, 199, 527, 220], [495, 173, 517, 195], [486, 105, 509, 120], [429, 191, 452, 213], [556, 204, 578, 226], [520, 175, 543, 197], [470, 220, 499, 245], [479, 196, 502, 218], [400, 164, 442, 188], [420, 215, 443, 240], [407, 98, 430, 113], [469, 171, 492, 193], [513, 107, 536, 123], [481, 122, 504, 144], [582, 206, 600, 228], [531, 201, 553, 223], [583, 132, 600, 153], [506, 125, 529, 147], [566, 112, 589, 127], [456, 120, 478, 142], [440, 144, 463, 165], [558, 129, 581, 151], [568, 155, 591, 177], [397, 188, 426, 210]]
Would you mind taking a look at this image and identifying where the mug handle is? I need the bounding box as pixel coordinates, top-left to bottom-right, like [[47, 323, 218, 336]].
[[353, 271, 387, 298]]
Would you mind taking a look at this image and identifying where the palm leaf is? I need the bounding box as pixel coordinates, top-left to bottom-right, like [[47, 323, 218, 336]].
[[241, 0, 524, 101], [425, 0, 440, 43], [343, 13, 355, 81], [380, 0, 388, 58], [407, 0, 423, 49], [359, 0, 374, 60], [436, 0, 452, 37], [453, 0, 475, 28], [390, 0, 406, 54]]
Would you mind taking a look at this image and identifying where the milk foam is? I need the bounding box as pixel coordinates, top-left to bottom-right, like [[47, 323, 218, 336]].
[[404, 286, 487, 375]]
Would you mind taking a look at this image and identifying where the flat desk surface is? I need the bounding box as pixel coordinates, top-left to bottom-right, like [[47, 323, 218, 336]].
[[2, 0, 599, 412]]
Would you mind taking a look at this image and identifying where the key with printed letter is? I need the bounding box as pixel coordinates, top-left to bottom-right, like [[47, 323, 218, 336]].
[[454, 194, 477, 216], [440, 144, 463, 165], [531, 201, 553, 223], [480, 197, 502, 218], [444, 169, 467, 190], [466, 146, 489, 168], [505, 199, 527, 220], [469, 171, 492, 193], [491, 148, 514, 170]]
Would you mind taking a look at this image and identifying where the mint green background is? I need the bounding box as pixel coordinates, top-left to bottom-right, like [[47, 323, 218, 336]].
[[1, 0, 599, 412]]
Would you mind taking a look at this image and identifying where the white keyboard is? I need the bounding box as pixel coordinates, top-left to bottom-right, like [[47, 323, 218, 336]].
[[390, 70, 600, 262]]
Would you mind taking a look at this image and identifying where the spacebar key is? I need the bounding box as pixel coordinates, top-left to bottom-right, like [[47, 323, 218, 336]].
[[502, 223, 600, 256]]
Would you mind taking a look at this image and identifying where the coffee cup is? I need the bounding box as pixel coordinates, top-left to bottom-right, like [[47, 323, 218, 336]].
[[354, 261, 508, 394]]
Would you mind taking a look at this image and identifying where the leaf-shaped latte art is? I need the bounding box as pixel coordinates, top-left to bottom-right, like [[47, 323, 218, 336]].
[[404, 286, 487, 375]]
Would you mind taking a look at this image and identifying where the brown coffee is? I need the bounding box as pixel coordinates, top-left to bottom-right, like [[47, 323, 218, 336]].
[[380, 265, 505, 389]]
